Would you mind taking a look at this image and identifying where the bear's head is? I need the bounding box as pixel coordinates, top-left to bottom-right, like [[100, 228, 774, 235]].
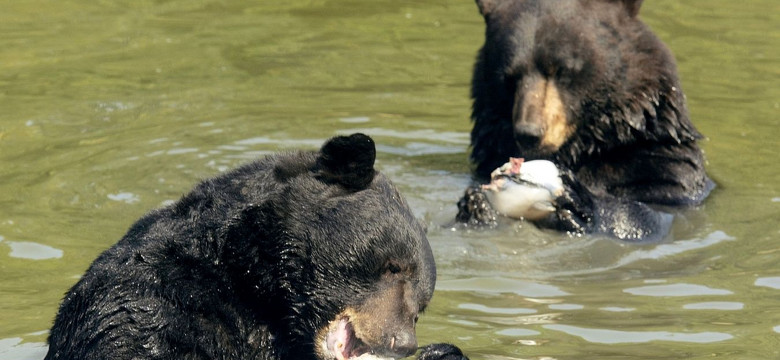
[[470, 0, 702, 177], [223, 134, 435, 360]]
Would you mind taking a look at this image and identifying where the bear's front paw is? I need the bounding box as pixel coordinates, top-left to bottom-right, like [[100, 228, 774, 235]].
[[456, 186, 498, 227], [417, 343, 469, 360], [544, 169, 595, 233]]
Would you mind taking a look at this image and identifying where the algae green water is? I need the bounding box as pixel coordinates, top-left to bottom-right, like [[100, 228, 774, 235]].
[[0, 1, 778, 359]]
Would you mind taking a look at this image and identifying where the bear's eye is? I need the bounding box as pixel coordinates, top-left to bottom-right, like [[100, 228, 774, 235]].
[[384, 261, 402, 274], [504, 66, 525, 82]]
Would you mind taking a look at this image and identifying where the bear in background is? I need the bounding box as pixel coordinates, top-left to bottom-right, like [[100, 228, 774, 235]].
[[460, 0, 714, 239], [45, 133, 465, 360]]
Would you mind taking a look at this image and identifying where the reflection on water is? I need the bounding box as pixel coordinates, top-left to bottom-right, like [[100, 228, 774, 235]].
[[233, 136, 325, 148], [338, 116, 371, 124], [4, 242, 63, 261], [600, 307, 635, 312], [0, 338, 47, 360], [754, 277, 780, 290], [543, 324, 733, 344], [682, 302, 744, 310], [437, 277, 569, 298], [458, 303, 537, 315], [106, 192, 141, 204], [547, 304, 584, 311], [0, 236, 63, 260], [623, 283, 733, 297], [428, 224, 735, 280], [495, 328, 541, 337]]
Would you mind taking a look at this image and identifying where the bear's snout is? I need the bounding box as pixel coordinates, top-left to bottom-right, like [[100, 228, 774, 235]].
[[389, 330, 417, 358], [511, 75, 574, 154], [513, 121, 544, 148]]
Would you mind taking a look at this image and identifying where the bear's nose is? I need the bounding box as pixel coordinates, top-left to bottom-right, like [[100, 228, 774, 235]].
[[514, 122, 543, 147], [389, 331, 417, 358]]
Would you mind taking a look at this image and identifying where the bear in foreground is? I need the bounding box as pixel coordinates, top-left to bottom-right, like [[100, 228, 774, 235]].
[[46, 133, 467, 360], [459, 0, 714, 239]]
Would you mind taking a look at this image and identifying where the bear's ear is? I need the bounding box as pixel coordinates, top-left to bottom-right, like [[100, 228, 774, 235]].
[[315, 133, 376, 190], [620, 0, 643, 18], [475, 0, 498, 17]]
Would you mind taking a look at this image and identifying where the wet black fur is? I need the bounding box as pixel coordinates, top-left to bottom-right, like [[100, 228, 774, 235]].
[[459, 0, 714, 239], [457, 168, 674, 242], [469, 0, 714, 206], [45, 134, 438, 360], [417, 343, 469, 360]]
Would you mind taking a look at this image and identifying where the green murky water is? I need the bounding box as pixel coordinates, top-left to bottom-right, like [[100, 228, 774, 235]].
[[0, 1, 778, 359]]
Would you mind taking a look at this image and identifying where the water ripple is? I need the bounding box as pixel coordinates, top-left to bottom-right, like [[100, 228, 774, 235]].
[[611, 230, 734, 264], [0, 338, 47, 360], [234, 137, 324, 148], [458, 303, 537, 315], [376, 143, 464, 156], [437, 277, 569, 297], [548, 303, 584, 310], [623, 283, 733, 297], [682, 302, 744, 310], [1, 236, 63, 260], [107, 192, 140, 204], [543, 324, 733, 344], [754, 277, 780, 289], [600, 307, 635, 312], [336, 128, 469, 144], [495, 328, 541, 337]]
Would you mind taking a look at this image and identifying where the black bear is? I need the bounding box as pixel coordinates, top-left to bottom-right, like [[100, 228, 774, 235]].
[[45, 134, 464, 360], [459, 0, 714, 240]]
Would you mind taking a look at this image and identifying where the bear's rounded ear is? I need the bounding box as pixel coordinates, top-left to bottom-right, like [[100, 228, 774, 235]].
[[475, 0, 497, 17], [315, 133, 376, 190], [621, 0, 643, 18]]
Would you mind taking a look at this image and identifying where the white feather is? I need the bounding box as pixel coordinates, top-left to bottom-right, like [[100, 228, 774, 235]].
[[483, 159, 564, 220]]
